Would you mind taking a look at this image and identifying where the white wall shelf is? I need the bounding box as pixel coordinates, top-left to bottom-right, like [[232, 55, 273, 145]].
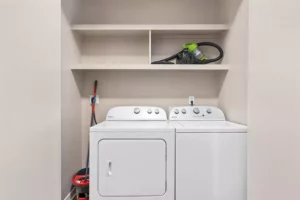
[[71, 64, 230, 71], [72, 24, 229, 36]]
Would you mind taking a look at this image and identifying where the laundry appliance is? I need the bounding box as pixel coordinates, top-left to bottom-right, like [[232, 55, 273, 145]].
[[169, 106, 247, 200], [90, 106, 175, 200]]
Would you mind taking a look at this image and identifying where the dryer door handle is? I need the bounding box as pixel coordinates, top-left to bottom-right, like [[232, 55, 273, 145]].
[[107, 160, 112, 176]]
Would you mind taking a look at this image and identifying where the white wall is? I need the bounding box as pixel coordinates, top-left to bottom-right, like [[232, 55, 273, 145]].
[[248, 0, 300, 199], [61, 0, 83, 199], [77, 0, 219, 24], [218, 0, 248, 124], [0, 1, 61, 200]]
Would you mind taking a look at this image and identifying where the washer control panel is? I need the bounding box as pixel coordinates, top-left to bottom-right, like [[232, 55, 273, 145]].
[[106, 106, 167, 121], [169, 106, 225, 121]]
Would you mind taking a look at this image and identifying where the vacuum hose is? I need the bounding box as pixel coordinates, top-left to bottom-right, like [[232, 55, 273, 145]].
[[152, 42, 224, 64]]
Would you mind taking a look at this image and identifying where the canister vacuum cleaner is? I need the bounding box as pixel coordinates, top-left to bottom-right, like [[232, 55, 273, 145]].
[[152, 42, 224, 64]]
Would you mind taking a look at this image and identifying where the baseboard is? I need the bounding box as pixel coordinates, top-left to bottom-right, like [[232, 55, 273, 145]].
[[64, 188, 76, 200]]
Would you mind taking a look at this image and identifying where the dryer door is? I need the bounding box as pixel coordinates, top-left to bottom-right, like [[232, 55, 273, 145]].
[[98, 139, 166, 196]]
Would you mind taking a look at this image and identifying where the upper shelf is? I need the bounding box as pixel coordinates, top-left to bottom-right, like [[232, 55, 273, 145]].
[[72, 24, 229, 36], [71, 64, 230, 71]]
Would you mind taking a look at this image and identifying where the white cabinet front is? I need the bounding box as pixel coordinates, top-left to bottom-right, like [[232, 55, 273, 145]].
[[176, 133, 247, 200], [98, 139, 166, 197]]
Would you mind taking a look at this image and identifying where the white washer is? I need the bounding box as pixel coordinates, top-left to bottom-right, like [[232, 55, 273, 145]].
[[169, 106, 247, 200], [90, 106, 175, 200]]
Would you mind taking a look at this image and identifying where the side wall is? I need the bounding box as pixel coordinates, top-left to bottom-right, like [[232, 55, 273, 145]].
[[248, 0, 300, 199], [218, 0, 248, 124], [61, 0, 83, 199], [0, 1, 61, 200]]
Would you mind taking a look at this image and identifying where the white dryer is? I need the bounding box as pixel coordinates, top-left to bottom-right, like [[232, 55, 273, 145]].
[[169, 106, 247, 200], [90, 106, 175, 200]]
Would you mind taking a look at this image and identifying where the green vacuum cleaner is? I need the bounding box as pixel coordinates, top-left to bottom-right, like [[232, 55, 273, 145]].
[[152, 42, 224, 64]]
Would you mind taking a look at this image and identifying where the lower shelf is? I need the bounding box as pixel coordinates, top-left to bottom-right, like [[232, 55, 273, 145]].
[[71, 64, 230, 71]]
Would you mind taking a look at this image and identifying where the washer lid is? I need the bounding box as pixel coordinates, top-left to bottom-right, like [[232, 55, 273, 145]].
[[91, 121, 174, 132], [171, 121, 247, 133]]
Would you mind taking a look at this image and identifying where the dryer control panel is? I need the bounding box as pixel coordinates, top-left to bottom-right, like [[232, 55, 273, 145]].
[[106, 106, 167, 121], [169, 106, 225, 121]]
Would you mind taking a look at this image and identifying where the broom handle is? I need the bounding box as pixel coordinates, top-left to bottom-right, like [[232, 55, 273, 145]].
[[85, 80, 98, 181]]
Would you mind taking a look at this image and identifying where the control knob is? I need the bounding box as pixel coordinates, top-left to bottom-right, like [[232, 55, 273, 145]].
[[193, 108, 200, 114], [147, 109, 152, 114], [155, 109, 160, 114], [174, 109, 179, 114], [134, 108, 140, 114]]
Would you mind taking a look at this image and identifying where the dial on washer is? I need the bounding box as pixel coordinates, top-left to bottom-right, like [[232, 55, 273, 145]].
[[193, 108, 200, 114], [134, 108, 140, 114]]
